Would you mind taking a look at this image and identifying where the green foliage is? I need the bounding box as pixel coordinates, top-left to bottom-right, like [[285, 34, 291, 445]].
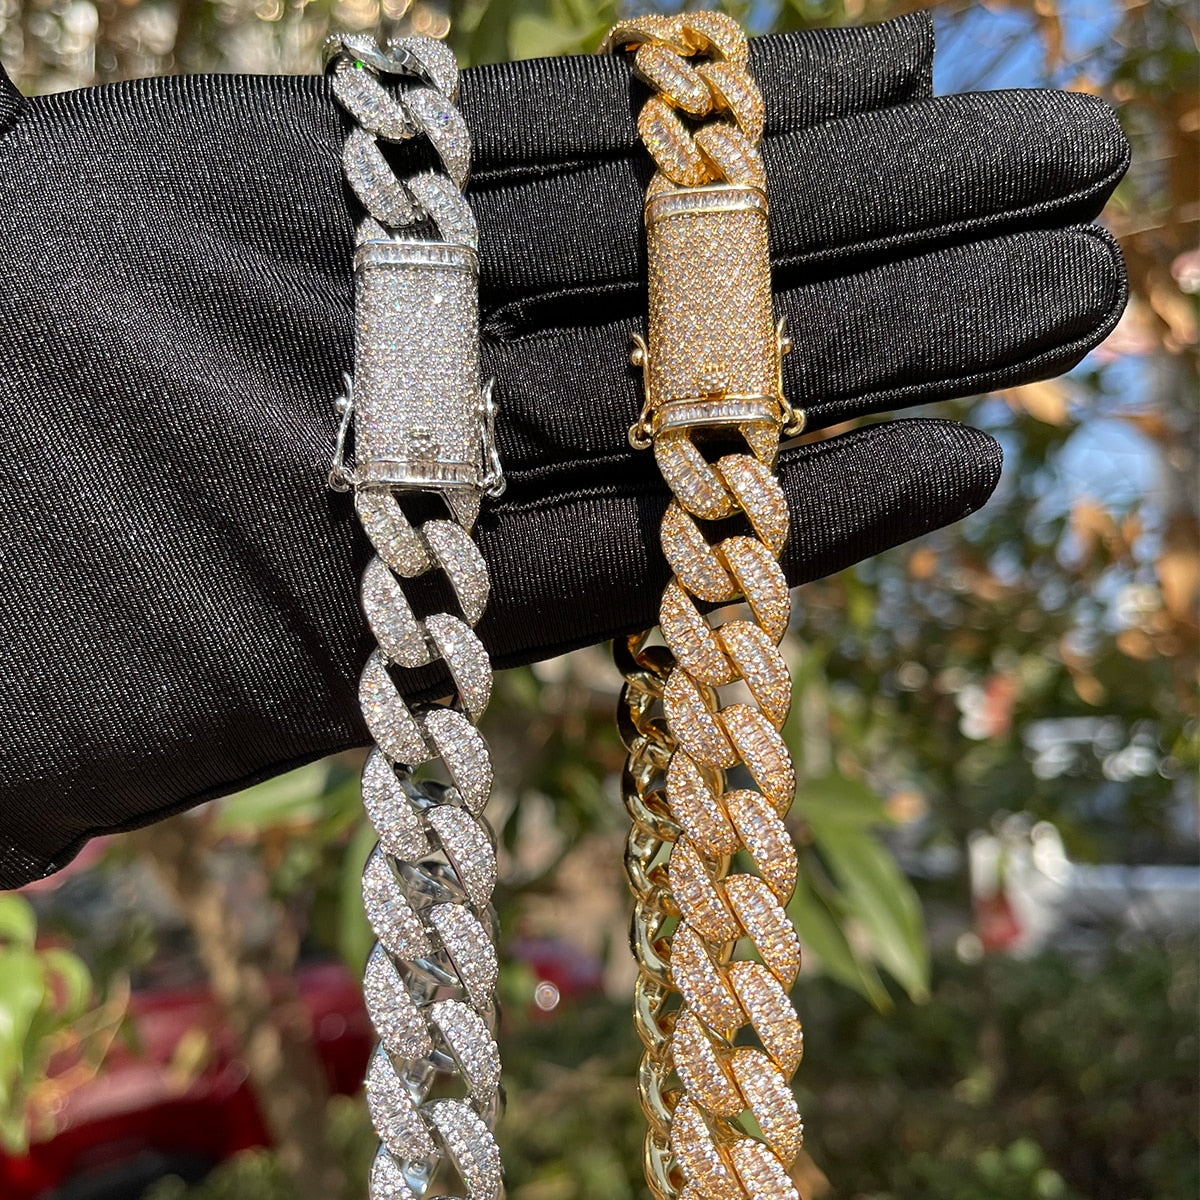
[[451, 0, 621, 63], [881, 1139, 1082, 1200], [0, 895, 95, 1153], [798, 937, 1199, 1199], [146, 938, 1198, 1199], [145, 1095, 377, 1200], [793, 771, 929, 1007], [0, 0, 1193, 1196]]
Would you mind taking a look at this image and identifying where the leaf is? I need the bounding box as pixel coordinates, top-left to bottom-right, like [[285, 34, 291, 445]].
[[794, 772, 890, 832], [0, 1108, 30, 1156], [814, 823, 930, 1003], [842, 572, 876, 632], [510, 13, 590, 58], [41, 948, 93, 1020], [1002, 380, 1070, 426], [788, 864, 890, 1012], [337, 818, 378, 974], [0, 952, 47, 1082], [465, 0, 514, 65], [318, 769, 371, 838], [791, 775, 929, 1002], [0, 895, 36, 949], [215, 761, 331, 835]]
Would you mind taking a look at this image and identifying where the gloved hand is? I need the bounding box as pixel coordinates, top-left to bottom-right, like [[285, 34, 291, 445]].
[[0, 13, 1128, 887]]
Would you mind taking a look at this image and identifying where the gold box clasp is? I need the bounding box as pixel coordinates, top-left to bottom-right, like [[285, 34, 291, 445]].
[[629, 184, 800, 456]]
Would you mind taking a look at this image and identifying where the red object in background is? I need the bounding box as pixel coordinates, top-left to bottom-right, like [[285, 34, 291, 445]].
[[510, 935, 605, 1019], [975, 890, 1023, 954], [0, 962, 372, 1200]]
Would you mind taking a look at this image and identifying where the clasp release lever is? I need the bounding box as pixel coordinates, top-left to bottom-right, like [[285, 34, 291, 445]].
[[328, 374, 357, 493]]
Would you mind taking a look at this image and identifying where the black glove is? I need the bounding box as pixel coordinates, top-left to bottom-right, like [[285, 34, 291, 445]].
[[0, 13, 1128, 887]]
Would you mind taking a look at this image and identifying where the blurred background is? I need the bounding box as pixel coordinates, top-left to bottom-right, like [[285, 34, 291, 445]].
[[0, 0, 1195, 1197]]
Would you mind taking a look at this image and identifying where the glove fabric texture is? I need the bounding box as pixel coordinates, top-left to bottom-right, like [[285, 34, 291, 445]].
[[0, 14, 1129, 886]]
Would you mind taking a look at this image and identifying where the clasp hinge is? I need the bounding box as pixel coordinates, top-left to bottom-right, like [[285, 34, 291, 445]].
[[328, 372, 505, 499]]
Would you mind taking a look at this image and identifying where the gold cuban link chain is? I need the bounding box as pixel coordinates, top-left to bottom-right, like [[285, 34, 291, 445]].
[[602, 13, 805, 1200]]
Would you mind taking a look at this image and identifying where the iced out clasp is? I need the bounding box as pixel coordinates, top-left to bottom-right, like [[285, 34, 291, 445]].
[[327, 237, 504, 518], [629, 182, 804, 459]]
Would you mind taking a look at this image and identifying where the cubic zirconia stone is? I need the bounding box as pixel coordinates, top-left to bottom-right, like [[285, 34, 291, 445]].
[[694, 124, 766, 191], [660, 580, 735, 686], [389, 36, 459, 101], [422, 707, 492, 816], [671, 925, 742, 1036], [363, 848, 432, 959], [407, 173, 478, 252], [362, 750, 429, 860], [637, 98, 708, 187], [729, 1138, 801, 1200], [423, 520, 489, 624], [344, 128, 418, 228], [362, 557, 431, 669], [367, 1147, 419, 1200], [427, 1099, 502, 1200], [716, 455, 787, 553], [430, 998, 501, 1101], [670, 1098, 741, 1200], [332, 58, 415, 141], [356, 491, 433, 576], [425, 613, 492, 722], [730, 1046, 804, 1163], [660, 503, 738, 603], [719, 537, 789, 642], [669, 840, 739, 944], [724, 788, 797, 901], [427, 806, 496, 909], [364, 944, 433, 1060], [429, 904, 498, 1009], [360, 652, 429, 767], [405, 88, 471, 190], [696, 60, 766, 143], [665, 669, 736, 769], [718, 619, 790, 729], [360, 652, 432, 763], [655, 436, 737, 523], [667, 752, 739, 856], [728, 960, 803, 1076], [684, 10, 749, 65], [671, 1009, 741, 1116], [634, 43, 710, 115], [724, 873, 801, 987], [721, 707, 795, 816], [366, 1046, 437, 1161]]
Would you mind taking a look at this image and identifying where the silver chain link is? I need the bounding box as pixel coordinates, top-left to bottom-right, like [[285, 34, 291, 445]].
[[325, 33, 505, 1200]]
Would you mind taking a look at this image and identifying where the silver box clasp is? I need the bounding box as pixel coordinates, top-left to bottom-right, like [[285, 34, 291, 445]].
[[329, 238, 503, 517]]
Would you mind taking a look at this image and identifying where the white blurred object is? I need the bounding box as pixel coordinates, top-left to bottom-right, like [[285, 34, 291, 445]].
[[968, 814, 1200, 957]]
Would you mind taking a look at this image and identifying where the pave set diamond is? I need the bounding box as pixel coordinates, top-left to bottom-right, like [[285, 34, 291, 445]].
[[326, 30, 504, 1200], [325, 11, 811, 1200], [607, 12, 808, 1200]]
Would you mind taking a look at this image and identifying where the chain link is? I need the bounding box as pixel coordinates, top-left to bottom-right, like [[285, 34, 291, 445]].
[[607, 14, 805, 1200], [327, 34, 504, 1200]]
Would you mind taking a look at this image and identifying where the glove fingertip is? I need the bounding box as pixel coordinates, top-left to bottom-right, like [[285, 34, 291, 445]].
[[777, 418, 1003, 587], [0, 59, 26, 138]]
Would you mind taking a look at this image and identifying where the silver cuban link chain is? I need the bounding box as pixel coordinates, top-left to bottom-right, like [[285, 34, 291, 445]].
[[324, 30, 506, 1200]]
